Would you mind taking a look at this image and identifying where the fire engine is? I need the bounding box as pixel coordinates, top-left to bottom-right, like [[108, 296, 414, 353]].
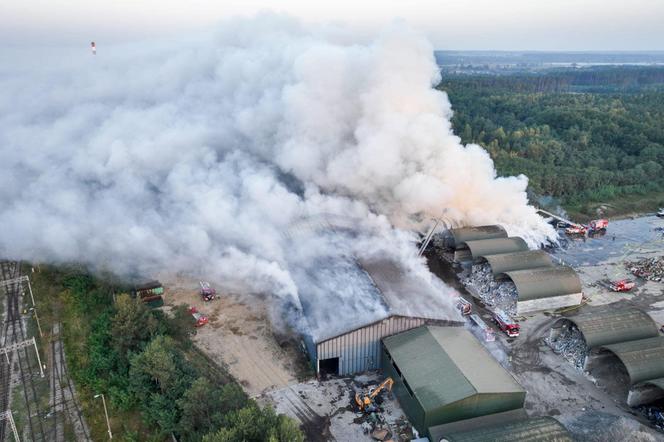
[[199, 281, 216, 301], [588, 219, 609, 231], [492, 309, 520, 338], [609, 279, 635, 292], [565, 225, 587, 235], [189, 307, 208, 327]]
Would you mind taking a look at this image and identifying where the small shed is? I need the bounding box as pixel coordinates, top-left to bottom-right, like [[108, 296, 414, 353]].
[[381, 326, 525, 438]]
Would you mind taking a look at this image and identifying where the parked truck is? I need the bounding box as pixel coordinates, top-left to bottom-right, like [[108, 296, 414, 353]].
[[492, 309, 520, 338]]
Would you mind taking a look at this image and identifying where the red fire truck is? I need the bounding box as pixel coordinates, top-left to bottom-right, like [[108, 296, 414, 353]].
[[492, 309, 520, 338], [588, 219, 609, 231], [609, 279, 635, 292], [189, 307, 209, 327]]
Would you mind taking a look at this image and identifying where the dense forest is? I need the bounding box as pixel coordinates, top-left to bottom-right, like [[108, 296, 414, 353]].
[[439, 67, 664, 216]]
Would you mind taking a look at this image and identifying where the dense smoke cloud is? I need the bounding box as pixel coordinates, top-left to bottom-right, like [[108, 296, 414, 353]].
[[0, 15, 554, 330]]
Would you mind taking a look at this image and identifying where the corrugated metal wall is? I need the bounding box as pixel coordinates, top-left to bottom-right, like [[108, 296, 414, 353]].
[[316, 316, 426, 375]]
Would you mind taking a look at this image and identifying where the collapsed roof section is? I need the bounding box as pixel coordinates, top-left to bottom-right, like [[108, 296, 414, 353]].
[[499, 266, 582, 302], [300, 256, 456, 344], [556, 307, 659, 348], [482, 250, 554, 275], [600, 336, 664, 385]]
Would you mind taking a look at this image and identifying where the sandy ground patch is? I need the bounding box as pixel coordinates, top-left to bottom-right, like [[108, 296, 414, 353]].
[[161, 278, 303, 397]]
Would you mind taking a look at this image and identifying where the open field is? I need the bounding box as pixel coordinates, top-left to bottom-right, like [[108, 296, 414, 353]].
[[162, 279, 308, 397]]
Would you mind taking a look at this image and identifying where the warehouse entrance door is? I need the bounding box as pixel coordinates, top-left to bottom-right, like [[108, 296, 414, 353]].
[[319, 357, 339, 376]]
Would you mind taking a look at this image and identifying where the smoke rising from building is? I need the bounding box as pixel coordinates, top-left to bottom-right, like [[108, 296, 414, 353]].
[[0, 15, 555, 330]]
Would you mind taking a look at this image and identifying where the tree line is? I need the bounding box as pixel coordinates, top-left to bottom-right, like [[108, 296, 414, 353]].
[[439, 67, 664, 208]]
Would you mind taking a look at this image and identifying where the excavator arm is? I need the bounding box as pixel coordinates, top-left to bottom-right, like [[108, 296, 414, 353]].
[[369, 377, 393, 399], [354, 377, 394, 412]]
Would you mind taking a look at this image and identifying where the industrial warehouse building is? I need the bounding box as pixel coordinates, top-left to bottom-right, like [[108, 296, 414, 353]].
[[441, 225, 583, 313], [550, 307, 660, 350], [428, 412, 572, 442], [381, 326, 526, 439], [497, 266, 583, 314], [300, 257, 461, 376], [600, 336, 664, 406], [550, 307, 664, 406]]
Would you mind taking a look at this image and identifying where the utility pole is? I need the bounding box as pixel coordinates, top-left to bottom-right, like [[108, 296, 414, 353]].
[[28, 308, 43, 338], [25, 277, 35, 307], [0, 410, 20, 441], [95, 394, 112, 439]]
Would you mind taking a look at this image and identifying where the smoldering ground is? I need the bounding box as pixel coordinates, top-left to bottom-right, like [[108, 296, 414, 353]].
[[0, 14, 555, 332]]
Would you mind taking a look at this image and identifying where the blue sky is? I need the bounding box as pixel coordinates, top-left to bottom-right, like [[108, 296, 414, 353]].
[[1, 0, 663, 50]]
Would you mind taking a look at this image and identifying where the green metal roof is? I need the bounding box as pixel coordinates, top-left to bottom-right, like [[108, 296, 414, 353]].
[[482, 250, 554, 275], [500, 266, 582, 301], [449, 226, 507, 249], [559, 307, 659, 348], [464, 237, 529, 260], [644, 377, 664, 391], [382, 326, 524, 412], [601, 336, 664, 385], [434, 416, 572, 442]]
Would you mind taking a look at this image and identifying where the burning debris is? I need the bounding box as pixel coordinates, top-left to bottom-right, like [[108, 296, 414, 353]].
[[626, 256, 664, 282], [547, 325, 588, 370], [461, 264, 518, 316]]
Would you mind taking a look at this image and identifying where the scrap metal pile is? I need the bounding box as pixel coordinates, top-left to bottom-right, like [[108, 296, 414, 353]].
[[547, 324, 588, 370], [638, 405, 664, 431], [626, 256, 664, 282], [461, 264, 518, 316]]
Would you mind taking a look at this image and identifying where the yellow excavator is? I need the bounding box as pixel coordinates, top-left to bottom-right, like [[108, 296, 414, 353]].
[[354, 377, 394, 412]]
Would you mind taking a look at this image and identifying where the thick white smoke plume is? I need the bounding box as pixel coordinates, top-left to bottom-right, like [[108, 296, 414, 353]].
[[0, 15, 555, 331]]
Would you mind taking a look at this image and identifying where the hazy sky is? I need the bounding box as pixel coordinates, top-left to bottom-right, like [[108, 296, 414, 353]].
[[1, 0, 663, 50]]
